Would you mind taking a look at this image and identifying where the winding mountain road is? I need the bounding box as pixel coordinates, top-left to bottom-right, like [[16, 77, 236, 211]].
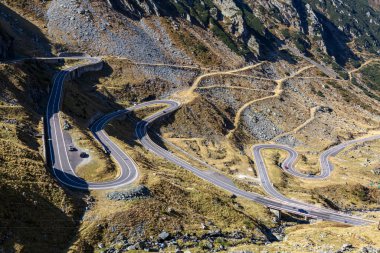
[[45, 57, 139, 189], [44, 56, 377, 226], [133, 100, 375, 226]]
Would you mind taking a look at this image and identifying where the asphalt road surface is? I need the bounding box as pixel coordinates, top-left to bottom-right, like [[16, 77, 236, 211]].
[[133, 100, 375, 226], [44, 57, 376, 225], [45, 57, 139, 189]]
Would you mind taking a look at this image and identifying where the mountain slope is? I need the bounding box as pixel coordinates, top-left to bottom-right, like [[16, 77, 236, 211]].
[[1, 0, 380, 252]]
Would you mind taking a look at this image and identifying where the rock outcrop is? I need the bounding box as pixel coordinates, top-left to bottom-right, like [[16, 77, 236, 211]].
[[212, 0, 245, 37], [43, 0, 380, 64], [106, 185, 151, 201]]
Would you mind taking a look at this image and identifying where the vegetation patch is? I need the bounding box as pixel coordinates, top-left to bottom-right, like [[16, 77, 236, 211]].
[[360, 63, 380, 92]]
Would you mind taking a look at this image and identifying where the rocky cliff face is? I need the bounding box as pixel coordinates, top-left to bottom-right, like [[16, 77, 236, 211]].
[[5, 0, 379, 65], [100, 0, 380, 64]]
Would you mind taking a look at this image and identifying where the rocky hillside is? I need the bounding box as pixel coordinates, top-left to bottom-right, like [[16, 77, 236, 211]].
[[106, 0, 380, 62], [29, 1, 380, 65], [1, 0, 380, 252], [2, 0, 379, 67]]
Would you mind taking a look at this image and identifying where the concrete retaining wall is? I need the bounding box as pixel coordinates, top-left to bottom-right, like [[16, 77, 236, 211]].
[[36, 58, 65, 64], [58, 52, 90, 58], [67, 60, 104, 80]]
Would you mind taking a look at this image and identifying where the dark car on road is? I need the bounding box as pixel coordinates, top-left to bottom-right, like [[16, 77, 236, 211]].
[[298, 208, 308, 214], [80, 152, 88, 158]]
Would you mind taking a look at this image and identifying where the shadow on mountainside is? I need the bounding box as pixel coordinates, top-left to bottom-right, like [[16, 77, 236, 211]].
[[0, 176, 89, 253], [61, 62, 123, 128], [315, 11, 358, 66], [0, 62, 88, 252], [0, 60, 64, 149], [63, 61, 175, 151], [0, 3, 52, 59], [292, 0, 309, 34]]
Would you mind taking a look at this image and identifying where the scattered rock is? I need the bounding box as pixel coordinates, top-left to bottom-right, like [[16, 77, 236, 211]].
[[372, 168, 380, 175], [205, 221, 214, 226], [275, 135, 301, 147], [63, 120, 71, 130], [3, 119, 17, 125], [317, 106, 333, 113], [126, 244, 136, 251], [341, 243, 353, 252], [201, 240, 213, 250], [243, 110, 282, 141], [77, 8, 86, 15], [273, 232, 284, 241], [158, 231, 170, 241], [167, 207, 174, 214], [106, 185, 151, 201], [360, 246, 380, 253]]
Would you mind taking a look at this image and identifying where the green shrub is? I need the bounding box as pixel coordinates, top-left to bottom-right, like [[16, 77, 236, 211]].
[[317, 90, 325, 97], [360, 64, 380, 91], [243, 9, 265, 36], [210, 19, 240, 54]]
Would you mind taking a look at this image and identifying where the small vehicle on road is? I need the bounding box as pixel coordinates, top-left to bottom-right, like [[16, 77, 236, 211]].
[[80, 152, 88, 158], [284, 165, 289, 170], [68, 145, 76, 152], [104, 148, 111, 155], [298, 208, 308, 214]]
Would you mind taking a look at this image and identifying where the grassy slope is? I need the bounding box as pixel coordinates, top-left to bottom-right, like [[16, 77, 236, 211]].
[[72, 125, 274, 251], [65, 63, 280, 251], [231, 222, 380, 252], [359, 63, 380, 93], [0, 61, 87, 252], [1, 1, 379, 251]]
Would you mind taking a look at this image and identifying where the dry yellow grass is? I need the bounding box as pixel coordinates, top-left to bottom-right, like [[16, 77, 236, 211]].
[[230, 222, 380, 252], [0, 61, 87, 252], [255, 139, 380, 211], [50, 55, 380, 251], [68, 105, 278, 250], [60, 111, 118, 183], [73, 140, 274, 250]]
